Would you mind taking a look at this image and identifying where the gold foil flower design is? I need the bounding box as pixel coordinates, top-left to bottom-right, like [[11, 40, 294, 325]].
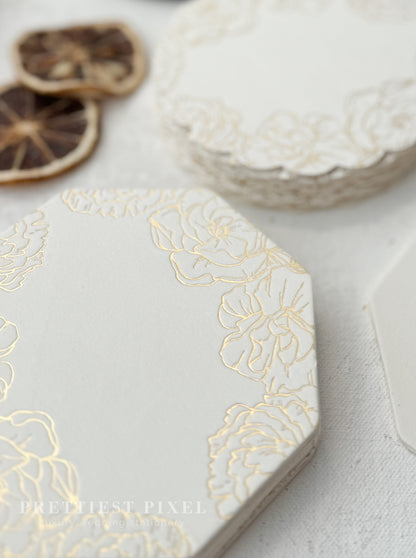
[[0, 210, 48, 292], [346, 80, 416, 157], [245, 111, 358, 174], [208, 384, 318, 520], [149, 189, 299, 286], [62, 189, 181, 218], [170, 98, 242, 153], [219, 269, 315, 391], [0, 411, 79, 555], [0, 317, 19, 401]]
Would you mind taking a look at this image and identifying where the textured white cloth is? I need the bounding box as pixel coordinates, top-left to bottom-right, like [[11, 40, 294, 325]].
[[1, 1, 416, 556]]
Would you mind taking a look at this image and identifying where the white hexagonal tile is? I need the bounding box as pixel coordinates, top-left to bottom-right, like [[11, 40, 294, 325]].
[[0, 188, 319, 557]]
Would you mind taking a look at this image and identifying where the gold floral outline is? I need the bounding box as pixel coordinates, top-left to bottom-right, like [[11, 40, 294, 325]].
[[207, 377, 319, 520], [61, 189, 183, 218], [0, 204, 192, 557], [143, 189, 318, 520], [60, 188, 318, 524]]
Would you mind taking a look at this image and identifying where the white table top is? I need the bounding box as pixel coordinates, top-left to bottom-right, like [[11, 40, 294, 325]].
[[1, 1, 416, 556]]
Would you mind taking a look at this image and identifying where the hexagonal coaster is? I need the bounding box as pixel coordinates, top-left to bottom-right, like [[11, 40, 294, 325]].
[[371, 242, 416, 454], [0, 188, 319, 557]]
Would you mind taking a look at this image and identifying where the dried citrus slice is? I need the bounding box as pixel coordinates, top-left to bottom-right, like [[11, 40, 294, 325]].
[[14, 22, 146, 97], [0, 84, 99, 183]]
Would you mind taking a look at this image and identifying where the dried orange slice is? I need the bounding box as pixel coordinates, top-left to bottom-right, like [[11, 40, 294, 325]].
[[0, 84, 99, 183], [14, 22, 146, 97]]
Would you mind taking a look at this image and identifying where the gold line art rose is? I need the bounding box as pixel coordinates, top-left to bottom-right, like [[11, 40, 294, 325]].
[[0, 317, 19, 401], [149, 189, 302, 286], [62, 189, 182, 218], [0, 411, 79, 557], [59, 188, 316, 524], [169, 98, 242, 153], [208, 383, 318, 520], [346, 80, 416, 156], [0, 210, 49, 291], [243, 111, 359, 173], [219, 268, 315, 392], [23, 511, 192, 558]]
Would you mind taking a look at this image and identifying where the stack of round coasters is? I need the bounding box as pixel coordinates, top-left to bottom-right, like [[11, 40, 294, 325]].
[[154, 0, 416, 209], [0, 188, 318, 557]]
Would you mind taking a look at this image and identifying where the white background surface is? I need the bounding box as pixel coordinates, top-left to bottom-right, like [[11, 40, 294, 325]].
[[1, 1, 416, 556]]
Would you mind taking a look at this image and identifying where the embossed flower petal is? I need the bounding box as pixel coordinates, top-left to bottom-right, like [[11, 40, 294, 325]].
[[39, 457, 79, 505], [150, 204, 186, 253], [265, 384, 319, 429], [220, 269, 315, 390], [347, 80, 416, 157], [218, 284, 259, 328], [172, 98, 242, 153], [181, 197, 264, 258], [269, 316, 311, 367], [150, 189, 276, 285], [0, 437, 27, 473], [0, 210, 49, 291], [244, 111, 359, 173], [208, 390, 317, 519], [0, 413, 79, 556], [0, 458, 77, 530], [169, 248, 269, 286], [62, 189, 182, 219], [219, 310, 271, 382], [0, 411, 59, 458]]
